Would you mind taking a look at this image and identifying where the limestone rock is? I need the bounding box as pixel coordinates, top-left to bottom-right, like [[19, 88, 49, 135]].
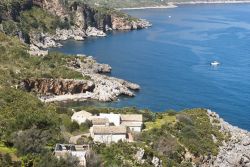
[[86, 27, 106, 37], [151, 156, 162, 167], [53, 28, 86, 41], [135, 148, 145, 163], [67, 56, 112, 74], [30, 32, 62, 49], [19, 78, 95, 96], [202, 110, 250, 167], [28, 44, 48, 56], [112, 16, 152, 30]]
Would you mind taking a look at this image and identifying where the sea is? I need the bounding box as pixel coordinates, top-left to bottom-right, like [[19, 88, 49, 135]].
[[52, 4, 250, 130]]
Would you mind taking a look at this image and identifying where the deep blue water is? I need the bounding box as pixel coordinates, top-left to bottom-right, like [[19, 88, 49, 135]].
[[53, 4, 250, 130]]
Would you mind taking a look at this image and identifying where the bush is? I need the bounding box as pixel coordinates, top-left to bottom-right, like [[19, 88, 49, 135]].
[[68, 121, 80, 133], [2, 20, 18, 35], [79, 120, 92, 132], [176, 114, 193, 125], [35, 151, 81, 167]]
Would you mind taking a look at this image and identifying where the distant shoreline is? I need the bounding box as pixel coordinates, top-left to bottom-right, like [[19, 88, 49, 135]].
[[117, 1, 250, 10], [176, 0, 250, 4], [117, 4, 177, 10]]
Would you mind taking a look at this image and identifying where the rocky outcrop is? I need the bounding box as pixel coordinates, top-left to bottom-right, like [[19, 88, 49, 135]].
[[53, 28, 86, 41], [28, 44, 48, 56], [67, 55, 112, 74], [19, 78, 95, 96], [112, 17, 152, 30], [202, 110, 250, 167], [135, 148, 162, 167], [67, 55, 140, 102], [29, 27, 86, 52], [86, 27, 106, 37], [89, 73, 140, 101], [30, 32, 62, 49], [32, 55, 140, 102]]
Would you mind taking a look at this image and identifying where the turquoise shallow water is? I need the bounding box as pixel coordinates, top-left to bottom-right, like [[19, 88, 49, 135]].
[[53, 4, 250, 130]]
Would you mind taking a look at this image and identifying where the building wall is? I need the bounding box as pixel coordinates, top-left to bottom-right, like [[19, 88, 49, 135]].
[[99, 113, 121, 126], [128, 126, 141, 132], [93, 134, 126, 143]]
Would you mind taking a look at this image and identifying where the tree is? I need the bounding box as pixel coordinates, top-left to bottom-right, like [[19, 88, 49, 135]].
[[13, 126, 53, 155], [85, 150, 102, 167]]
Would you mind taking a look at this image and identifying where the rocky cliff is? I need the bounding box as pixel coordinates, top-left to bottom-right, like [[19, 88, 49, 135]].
[[202, 110, 250, 167], [0, 0, 151, 52], [19, 78, 95, 96]]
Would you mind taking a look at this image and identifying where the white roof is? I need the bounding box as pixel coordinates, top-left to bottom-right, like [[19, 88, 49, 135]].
[[72, 110, 92, 119]]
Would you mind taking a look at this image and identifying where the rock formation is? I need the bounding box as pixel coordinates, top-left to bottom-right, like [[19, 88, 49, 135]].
[[202, 110, 250, 167], [19, 55, 140, 102], [0, 0, 151, 54], [66, 55, 140, 102], [86, 27, 106, 37], [19, 78, 95, 96]]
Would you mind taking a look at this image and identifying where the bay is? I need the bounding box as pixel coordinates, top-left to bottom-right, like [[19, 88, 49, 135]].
[[53, 4, 250, 130]]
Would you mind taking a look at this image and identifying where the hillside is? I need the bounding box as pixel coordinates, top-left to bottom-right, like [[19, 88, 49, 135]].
[[0, 1, 249, 167], [0, 0, 150, 52]]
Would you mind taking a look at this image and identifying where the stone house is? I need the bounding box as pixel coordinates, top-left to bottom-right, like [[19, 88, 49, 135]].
[[121, 114, 143, 132], [90, 126, 127, 144]]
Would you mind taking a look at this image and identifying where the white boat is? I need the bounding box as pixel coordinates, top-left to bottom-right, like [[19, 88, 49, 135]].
[[211, 61, 220, 66]]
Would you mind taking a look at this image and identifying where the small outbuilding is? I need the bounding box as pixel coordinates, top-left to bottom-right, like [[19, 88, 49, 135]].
[[71, 110, 92, 125], [54, 144, 89, 166]]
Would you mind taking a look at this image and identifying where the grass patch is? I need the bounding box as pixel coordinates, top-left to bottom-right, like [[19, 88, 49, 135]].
[[145, 114, 176, 130], [0, 142, 16, 154]]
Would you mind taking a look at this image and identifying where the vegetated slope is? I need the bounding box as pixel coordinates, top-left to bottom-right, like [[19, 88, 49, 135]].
[[0, 37, 225, 165], [0, 32, 84, 166], [0, 1, 226, 166]]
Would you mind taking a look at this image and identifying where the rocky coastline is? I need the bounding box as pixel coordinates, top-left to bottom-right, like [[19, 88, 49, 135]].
[[29, 16, 151, 55], [3, 0, 150, 102], [19, 55, 140, 102], [203, 110, 250, 167], [25, 1, 151, 55]]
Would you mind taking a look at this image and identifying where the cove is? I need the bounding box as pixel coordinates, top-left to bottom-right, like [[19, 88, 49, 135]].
[[52, 4, 250, 130]]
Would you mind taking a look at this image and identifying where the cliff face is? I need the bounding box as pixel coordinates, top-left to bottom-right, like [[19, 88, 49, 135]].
[[69, 2, 149, 31], [20, 78, 95, 96]]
